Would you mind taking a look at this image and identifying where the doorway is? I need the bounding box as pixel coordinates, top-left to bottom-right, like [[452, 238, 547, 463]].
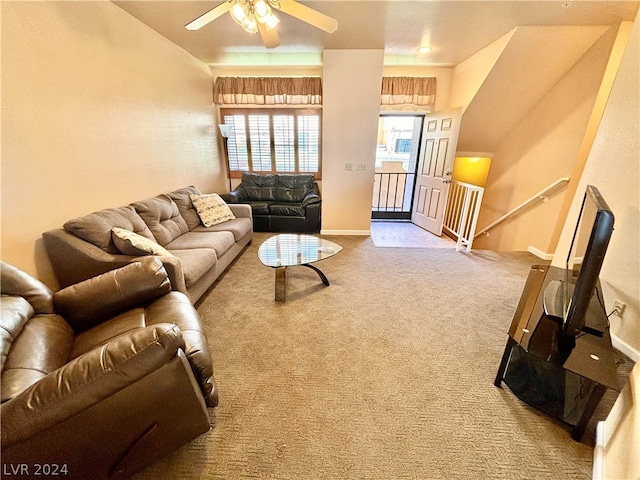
[[410, 108, 462, 236], [371, 115, 423, 220]]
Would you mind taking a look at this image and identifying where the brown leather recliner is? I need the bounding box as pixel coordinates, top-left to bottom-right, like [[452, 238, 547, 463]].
[[1, 257, 217, 480]]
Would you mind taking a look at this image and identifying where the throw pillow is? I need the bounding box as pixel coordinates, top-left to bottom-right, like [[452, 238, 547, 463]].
[[111, 227, 173, 257], [190, 193, 236, 227]]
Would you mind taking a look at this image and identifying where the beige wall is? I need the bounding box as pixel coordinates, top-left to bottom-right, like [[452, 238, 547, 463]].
[[470, 27, 617, 252], [551, 21, 639, 354], [550, 12, 639, 479], [448, 29, 514, 113], [321, 50, 384, 234], [1, 1, 224, 287]]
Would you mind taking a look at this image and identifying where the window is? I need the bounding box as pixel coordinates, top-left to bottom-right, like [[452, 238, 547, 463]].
[[220, 108, 322, 179]]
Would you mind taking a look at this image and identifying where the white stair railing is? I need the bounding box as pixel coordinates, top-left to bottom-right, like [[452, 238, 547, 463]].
[[474, 177, 570, 238], [443, 181, 485, 252]]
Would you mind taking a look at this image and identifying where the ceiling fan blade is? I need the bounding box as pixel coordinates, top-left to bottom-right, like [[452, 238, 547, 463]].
[[185, 2, 232, 30], [258, 23, 281, 49], [277, 0, 338, 34]]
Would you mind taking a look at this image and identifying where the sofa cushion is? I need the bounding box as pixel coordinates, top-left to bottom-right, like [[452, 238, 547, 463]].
[[192, 217, 252, 242], [275, 174, 315, 202], [247, 201, 271, 215], [168, 249, 218, 288], [111, 227, 174, 257], [240, 173, 277, 201], [64, 206, 155, 254], [166, 231, 235, 259], [168, 186, 202, 231], [132, 195, 189, 246], [70, 308, 146, 360], [190, 193, 236, 227], [268, 203, 306, 217]]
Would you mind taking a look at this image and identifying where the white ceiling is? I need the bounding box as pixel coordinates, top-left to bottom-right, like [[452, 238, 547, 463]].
[[112, 1, 639, 67]]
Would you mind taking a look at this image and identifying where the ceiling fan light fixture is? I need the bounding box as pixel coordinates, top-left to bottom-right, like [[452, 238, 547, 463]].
[[254, 0, 270, 20], [230, 3, 246, 24], [184, 0, 337, 48], [265, 14, 280, 30], [230, 1, 259, 33], [242, 16, 258, 33]]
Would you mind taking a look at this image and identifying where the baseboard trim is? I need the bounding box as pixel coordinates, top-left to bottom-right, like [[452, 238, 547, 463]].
[[593, 421, 605, 480], [527, 246, 554, 260], [611, 331, 640, 362], [592, 337, 638, 480], [320, 229, 371, 236]]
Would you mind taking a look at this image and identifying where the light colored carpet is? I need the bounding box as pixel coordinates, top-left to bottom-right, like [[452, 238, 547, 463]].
[[132, 233, 622, 480]]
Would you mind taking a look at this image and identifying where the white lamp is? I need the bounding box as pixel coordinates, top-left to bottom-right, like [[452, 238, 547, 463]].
[[218, 124, 233, 138]]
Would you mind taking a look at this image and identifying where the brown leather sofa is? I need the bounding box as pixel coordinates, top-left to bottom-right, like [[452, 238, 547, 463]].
[[1, 257, 216, 479]]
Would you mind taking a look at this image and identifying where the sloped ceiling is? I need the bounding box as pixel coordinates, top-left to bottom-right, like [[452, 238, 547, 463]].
[[456, 25, 610, 152], [112, 1, 639, 67]]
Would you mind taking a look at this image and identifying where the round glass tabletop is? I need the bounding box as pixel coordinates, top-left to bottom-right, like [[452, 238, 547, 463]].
[[258, 234, 342, 268]]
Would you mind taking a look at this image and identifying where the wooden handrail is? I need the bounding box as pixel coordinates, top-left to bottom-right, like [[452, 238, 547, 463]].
[[474, 177, 570, 238]]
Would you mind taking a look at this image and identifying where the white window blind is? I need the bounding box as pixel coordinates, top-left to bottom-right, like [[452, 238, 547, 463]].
[[298, 114, 319, 173], [248, 114, 271, 171], [221, 108, 322, 178], [274, 115, 295, 172]]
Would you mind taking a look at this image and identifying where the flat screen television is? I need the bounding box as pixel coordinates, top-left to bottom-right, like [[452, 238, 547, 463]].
[[543, 185, 614, 337]]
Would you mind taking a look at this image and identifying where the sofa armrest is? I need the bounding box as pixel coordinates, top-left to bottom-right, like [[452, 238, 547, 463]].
[[1, 323, 184, 447], [43, 229, 134, 289], [220, 190, 245, 203], [53, 257, 172, 332], [132, 255, 188, 298], [228, 203, 252, 220], [1, 262, 55, 314], [302, 192, 322, 207], [301, 182, 321, 207]]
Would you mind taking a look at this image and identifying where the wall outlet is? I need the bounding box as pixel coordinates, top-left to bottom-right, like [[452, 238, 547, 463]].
[[356, 163, 367, 171], [345, 162, 353, 171], [613, 300, 626, 317]]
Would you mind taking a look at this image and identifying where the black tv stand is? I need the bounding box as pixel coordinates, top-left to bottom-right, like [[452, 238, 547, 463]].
[[494, 265, 621, 441]]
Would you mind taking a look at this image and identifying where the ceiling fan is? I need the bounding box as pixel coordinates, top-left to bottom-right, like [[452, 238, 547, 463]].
[[185, 0, 338, 49]]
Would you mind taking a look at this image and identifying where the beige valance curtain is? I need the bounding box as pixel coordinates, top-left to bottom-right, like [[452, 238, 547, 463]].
[[380, 77, 436, 107], [214, 77, 322, 105]]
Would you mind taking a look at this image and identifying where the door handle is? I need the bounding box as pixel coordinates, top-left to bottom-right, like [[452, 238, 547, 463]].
[[442, 178, 451, 184]]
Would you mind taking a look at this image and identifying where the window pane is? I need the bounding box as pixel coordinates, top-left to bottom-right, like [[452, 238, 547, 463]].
[[224, 114, 249, 172], [221, 108, 321, 177], [248, 114, 271, 172], [298, 114, 319, 173], [273, 115, 295, 172]]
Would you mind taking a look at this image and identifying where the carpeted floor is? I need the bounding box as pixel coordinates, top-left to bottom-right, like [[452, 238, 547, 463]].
[[132, 233, 625, 480]]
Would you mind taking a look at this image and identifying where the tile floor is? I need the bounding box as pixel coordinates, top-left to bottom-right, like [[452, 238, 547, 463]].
[[369, 221, 457, 248]]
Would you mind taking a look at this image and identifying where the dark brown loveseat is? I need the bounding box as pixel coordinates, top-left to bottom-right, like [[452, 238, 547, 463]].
[[221, 173, 321, 233], [1, 257, 215, 479]]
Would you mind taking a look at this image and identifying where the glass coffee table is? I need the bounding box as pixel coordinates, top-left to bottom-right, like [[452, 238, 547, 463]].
[[258, 234, 342, 302]]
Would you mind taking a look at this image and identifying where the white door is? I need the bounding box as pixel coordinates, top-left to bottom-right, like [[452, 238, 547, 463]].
[[411, 108, 462, 235]]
